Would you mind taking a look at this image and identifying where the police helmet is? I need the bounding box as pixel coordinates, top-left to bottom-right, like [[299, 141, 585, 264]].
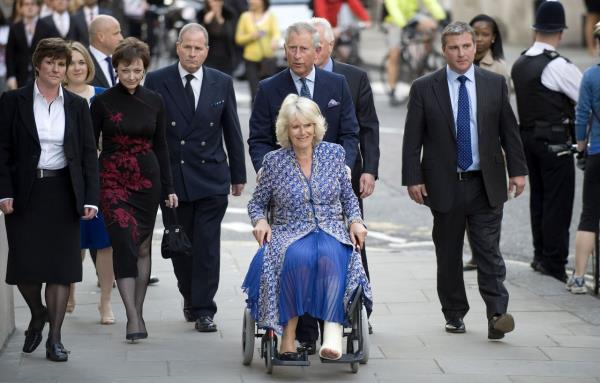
[[532, 1, 567, 33]]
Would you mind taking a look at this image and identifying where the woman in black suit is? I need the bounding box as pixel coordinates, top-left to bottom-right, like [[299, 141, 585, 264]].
[[0, 38, 99, 362]]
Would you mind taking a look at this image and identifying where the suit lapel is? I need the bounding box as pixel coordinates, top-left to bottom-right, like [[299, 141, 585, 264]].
[[90, 53, 110, 88], [18, 84, 40, 144], [62, 89, 75, 157], [312, 68, 329, 112], [164, 64, 193, 125], [191, 67, 215, 128], [474, 67, 485, 137], [431, 68, 456, 141]]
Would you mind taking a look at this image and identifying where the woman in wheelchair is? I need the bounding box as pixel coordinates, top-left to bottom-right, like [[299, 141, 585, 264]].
[[243, 94, 372, 361]]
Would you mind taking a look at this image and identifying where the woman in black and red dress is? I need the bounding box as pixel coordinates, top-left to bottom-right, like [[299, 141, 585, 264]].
[[91, 37, 178, 342]]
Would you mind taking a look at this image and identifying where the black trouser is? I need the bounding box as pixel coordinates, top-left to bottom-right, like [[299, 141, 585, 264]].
[[296, 167, 371, 343], [245, 60, 261, 104], [521, 131, 575, 277], [579, 153, 600, 232], [432, 175, 508, 321], [161, 195, 228, 318]]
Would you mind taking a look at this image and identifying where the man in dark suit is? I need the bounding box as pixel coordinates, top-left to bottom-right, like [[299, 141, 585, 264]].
[[310, 15, 379, 337], [248, 21, 359, 172], [88, 14, 123, 88], [402, 22, 528, 340], [5, 0, 55, 89], [72, 0, 112, 46], [41, 0, 88, 42], [144, 23, 246, 333]]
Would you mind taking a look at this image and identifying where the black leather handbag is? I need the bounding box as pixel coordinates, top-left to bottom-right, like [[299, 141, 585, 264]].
[[161, 208, 192, 259]]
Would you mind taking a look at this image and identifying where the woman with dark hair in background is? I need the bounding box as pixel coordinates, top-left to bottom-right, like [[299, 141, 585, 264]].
[[199, 0, 236, 75], [469, 14, 509, 83], [235, 0, 279, 102], [91, 37, 177, 342], [0, 38, 99, 361]]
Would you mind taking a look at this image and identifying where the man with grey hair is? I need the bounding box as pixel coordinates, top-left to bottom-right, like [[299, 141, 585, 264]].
[[402, 21, 528, 340], [88, 15, 123, 88], [248, 21, 359, 354], [248, 21, 359, 173], [145, 23, 246, 333]]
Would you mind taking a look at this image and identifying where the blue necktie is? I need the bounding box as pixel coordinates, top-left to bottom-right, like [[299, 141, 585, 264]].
[[299, 78, 311, 99], [456, 75, 473, 171], [105, 56, 115, 86]]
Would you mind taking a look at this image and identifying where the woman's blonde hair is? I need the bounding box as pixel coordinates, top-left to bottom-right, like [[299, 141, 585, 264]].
[[275, 94, 326, 148], [65, 41, 96, 85]]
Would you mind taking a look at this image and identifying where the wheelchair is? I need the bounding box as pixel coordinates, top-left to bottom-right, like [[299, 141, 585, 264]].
[[241, 286, 370, 374]]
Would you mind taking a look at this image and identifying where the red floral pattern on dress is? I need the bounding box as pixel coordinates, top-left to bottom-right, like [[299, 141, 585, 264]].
[[100, 110, 153, 243]]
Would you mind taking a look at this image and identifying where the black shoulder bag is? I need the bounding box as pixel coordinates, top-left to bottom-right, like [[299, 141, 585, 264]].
[[161, 207, 192, 259]]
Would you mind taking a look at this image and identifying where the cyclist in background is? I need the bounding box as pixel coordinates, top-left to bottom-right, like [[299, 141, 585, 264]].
[[314, 0, 372, 28], [383, 0, 446, 106]]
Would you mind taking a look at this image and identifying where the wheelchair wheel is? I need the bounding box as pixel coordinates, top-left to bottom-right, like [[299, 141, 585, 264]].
[[360, 306, 370, 364], [242, 308, 255, 366], [262, 330, 277, 374]]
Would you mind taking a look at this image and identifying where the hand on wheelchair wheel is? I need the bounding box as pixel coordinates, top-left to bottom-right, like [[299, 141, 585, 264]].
[[253, 219, 272, 246]]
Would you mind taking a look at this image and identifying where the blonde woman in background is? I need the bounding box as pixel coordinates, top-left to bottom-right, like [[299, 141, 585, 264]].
[[63, 41, 115, 325], [235, 0, 279, 102]]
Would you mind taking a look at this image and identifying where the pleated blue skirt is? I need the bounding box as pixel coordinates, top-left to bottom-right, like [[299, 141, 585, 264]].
[[243, 230, 351, 327]]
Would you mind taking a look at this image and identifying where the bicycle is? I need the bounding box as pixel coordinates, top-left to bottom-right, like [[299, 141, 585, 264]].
[[379, 21, 446, 91]]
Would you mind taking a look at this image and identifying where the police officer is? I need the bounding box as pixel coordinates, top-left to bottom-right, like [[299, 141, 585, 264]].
[[511, 1, 582, 282]]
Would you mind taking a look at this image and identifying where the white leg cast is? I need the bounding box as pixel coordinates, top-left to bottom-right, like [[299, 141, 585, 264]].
[[319, 321, 343, 360]]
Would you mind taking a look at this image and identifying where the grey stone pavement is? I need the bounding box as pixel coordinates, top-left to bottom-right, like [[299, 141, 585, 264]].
[[2, 29, 600, 383]]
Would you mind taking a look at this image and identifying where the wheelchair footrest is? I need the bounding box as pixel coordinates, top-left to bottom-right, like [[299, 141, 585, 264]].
[[320, 351, 364, 363], [272, 358, 311, 366]]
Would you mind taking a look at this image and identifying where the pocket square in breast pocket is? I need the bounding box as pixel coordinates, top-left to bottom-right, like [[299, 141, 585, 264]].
[[327, 99, 340, 108], [211, 100, 225, 107]]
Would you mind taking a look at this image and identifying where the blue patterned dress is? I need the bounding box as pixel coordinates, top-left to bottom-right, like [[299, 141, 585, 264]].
[[243, 142, 372, 333]]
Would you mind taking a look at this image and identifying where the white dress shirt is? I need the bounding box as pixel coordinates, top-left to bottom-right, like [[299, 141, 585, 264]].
[[446, 64, 480, 171], [34, 81, 67, 170], [52, 11, 70, 38], [524, 41, 582, 103], [90, 45, 115, 86], [178, 62, 203, 108]]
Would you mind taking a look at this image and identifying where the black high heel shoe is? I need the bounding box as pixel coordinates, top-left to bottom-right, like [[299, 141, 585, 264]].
[[125, 332, 145, 342], [23, 307, 49, 353], [45, 341, 69, 362]]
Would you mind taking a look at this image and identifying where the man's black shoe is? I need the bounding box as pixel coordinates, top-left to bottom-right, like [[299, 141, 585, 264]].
[[488, 313, 515, 340], [148, 276, 159, 285], [183, 308, 195, 322], [463, 258, 477, 271], [368, 321, 373, 334], [445, 318, 466, 333], [297, 341, 316, 355], [530, 260, 540, 272], [536, 263, 568, 282], [195, 316, 217, 332]]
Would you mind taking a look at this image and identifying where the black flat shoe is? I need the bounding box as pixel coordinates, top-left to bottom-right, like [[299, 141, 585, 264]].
[[195, 316, 217, 332], [279, 351, 303, 361], [148, 276, 159, 285], [23, 307, 48, 353], [296, 341, 316, 355], [445, 318, 466, 333], [463, 259, 477, 271], [488, 313, 515, 340], [46, 341, 69, 362]]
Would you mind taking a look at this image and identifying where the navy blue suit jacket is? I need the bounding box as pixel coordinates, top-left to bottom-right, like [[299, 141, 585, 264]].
[[248, 67, 359, 172], [144, 64, 246, 202]]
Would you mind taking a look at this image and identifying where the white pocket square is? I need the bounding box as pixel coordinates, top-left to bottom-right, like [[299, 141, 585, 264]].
[[327, 99, 340, 108]]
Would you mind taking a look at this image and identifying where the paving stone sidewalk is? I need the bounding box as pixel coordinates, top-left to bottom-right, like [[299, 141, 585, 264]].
[[1, 237, 599, 383]]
